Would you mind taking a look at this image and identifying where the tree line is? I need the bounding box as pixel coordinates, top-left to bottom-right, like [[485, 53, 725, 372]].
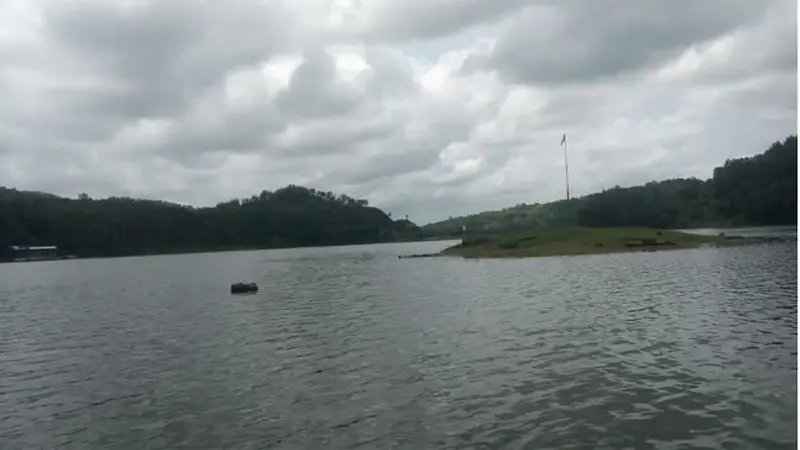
[[0, 184, 422, 258], [1, 135, 794, 258], [424, 135, 797, 235]]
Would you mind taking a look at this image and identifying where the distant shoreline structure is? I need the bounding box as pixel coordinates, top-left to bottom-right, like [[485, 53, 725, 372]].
[[1, 245, 78, 263]]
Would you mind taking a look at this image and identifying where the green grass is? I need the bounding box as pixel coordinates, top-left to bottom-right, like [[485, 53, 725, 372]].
[[440, 226, 723, 259]]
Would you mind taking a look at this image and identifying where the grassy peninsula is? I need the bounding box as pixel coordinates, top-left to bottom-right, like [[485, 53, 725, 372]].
[[441, 227, 723, 259]]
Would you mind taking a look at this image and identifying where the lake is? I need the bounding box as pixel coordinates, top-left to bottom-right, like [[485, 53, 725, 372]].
[[1, 229, 796, 449]]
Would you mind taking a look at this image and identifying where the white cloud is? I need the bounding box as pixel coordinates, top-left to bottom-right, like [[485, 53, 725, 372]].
[[0, 0, 795, 223]]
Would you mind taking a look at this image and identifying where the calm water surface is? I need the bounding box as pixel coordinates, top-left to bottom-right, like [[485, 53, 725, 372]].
[[1, 233, 797, 449]]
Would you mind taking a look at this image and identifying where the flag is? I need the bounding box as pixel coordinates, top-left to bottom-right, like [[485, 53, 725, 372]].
[[561, 133, 566, 146]]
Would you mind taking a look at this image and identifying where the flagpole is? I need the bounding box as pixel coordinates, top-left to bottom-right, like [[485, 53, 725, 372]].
[[562, 134, 571, 200]]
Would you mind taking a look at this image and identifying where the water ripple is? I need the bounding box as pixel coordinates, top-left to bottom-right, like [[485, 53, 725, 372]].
[[0, 238, 796, 449]]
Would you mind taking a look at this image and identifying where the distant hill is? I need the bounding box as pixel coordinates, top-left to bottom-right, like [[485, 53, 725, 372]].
[[0, 184, 422, 258], [423, 135, 797, 236]]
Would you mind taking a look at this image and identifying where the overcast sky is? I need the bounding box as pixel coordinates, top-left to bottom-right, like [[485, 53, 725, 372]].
[[0, 0, 796, 224]]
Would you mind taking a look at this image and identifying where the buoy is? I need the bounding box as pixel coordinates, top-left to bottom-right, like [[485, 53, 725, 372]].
[[231, 282, 259, 294]]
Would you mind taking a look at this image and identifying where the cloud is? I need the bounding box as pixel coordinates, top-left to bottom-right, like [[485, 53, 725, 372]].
[[344, 0, 530, 43], [0, 0, 795, 224], [480, 0, 772, 86]]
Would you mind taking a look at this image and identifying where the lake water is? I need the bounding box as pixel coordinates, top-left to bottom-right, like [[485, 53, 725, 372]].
[[1, 229, 797, 449]]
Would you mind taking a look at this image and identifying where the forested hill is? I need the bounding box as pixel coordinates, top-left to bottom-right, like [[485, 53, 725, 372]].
[[424, 135, 797, 235], [0, 185, 423, 258]]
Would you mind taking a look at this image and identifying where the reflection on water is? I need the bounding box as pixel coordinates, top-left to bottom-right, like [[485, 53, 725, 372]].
[[0, 237, 796, 449]]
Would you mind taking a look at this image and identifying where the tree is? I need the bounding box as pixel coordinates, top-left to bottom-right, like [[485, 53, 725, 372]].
[[0, 185, 423, 258], [422, 135, 797, 234]]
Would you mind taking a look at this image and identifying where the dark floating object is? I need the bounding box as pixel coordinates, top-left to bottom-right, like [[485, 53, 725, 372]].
[[398, 253, 441, 259], [231, 282, 259, 294]]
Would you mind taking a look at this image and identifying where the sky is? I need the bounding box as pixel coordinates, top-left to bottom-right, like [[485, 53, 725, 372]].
[[0, 0, 796, 224]]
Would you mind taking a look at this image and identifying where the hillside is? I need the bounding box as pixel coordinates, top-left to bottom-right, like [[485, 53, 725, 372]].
[[0, 185, 422, 258], [424, 135, 797, 236]]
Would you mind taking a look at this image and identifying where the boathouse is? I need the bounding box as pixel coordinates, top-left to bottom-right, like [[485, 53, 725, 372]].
[[8, 245, 58, 261]]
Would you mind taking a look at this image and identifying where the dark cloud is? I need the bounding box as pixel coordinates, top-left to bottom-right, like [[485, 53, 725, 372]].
[[358, 0, 530, 42], [687, 2, 797, 85], [362, 46, 419, 97], [484, 0, 770, 85], [0, 0, 794, 224], [272, 117, 398, 158], [275, 48, 364, 120], [42, 0, 298, 118], [325, 146, 442, 185]]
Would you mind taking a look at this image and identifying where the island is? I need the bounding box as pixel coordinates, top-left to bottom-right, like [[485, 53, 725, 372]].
[[440, 227, 724, 259]]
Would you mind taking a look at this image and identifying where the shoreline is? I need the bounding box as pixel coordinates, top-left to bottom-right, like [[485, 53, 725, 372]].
[[439, 227, 726, 259], [0, 237, 456, 264]]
